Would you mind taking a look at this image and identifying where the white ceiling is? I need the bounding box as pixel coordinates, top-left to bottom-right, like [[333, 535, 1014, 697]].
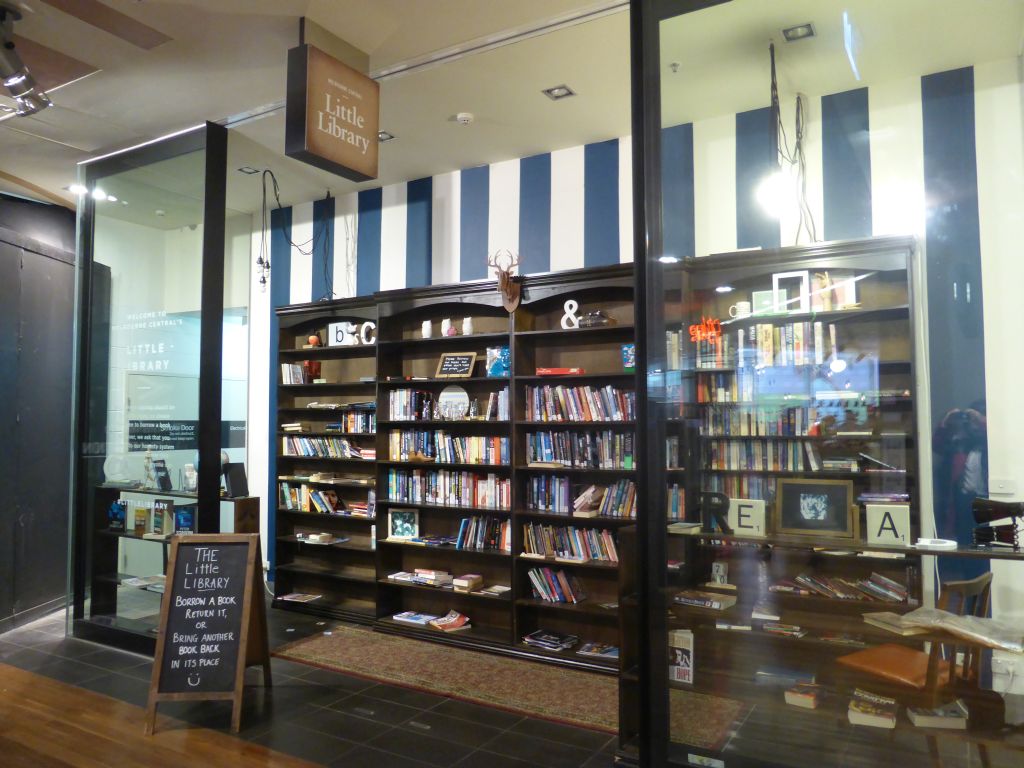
[[1, 0, 1022, 218]]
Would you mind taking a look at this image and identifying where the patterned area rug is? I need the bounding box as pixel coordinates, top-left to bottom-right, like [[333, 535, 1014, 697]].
[[275, 624, 746, 748]]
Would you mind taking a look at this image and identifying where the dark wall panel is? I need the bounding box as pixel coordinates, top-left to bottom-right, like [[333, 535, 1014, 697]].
[[14, 247, 74, 613], [0, 241, 20, 622], [0, 195, 76, 254]]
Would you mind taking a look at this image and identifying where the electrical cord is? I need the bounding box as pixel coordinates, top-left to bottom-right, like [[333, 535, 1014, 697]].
[[256, 168, 332, 293]]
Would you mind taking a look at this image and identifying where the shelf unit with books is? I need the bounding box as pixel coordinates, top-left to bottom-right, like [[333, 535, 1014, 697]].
[[651, 237, 942, 762], [373, 280, 517, 650], [511, 265, 637, 672], [274, 297, 380, 622]]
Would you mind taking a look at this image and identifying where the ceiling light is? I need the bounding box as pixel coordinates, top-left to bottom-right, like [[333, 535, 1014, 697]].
[[715, 286, 734, 294], [155, 209, 166, 217], [377, 131, 395, 142], [106, 194, 117, 202], [782, 23, 815, 42], [236, 166, 259, 175], [66, 183, 88, 196], [0, 3, 51, 116], [542, 84, 575, 100], [91, 186, 107, 200], [658, 255, 680, 264], [830, 359, 848, 374]]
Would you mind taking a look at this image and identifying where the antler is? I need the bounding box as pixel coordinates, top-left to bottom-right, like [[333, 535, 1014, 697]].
[[489, 249, 519, 274]]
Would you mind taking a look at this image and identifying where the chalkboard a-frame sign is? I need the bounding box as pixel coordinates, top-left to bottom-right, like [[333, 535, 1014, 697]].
[[145, 534, 271, 734]]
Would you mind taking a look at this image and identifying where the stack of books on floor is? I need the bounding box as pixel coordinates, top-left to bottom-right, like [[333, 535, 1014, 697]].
[[523, 628, 578, 652]]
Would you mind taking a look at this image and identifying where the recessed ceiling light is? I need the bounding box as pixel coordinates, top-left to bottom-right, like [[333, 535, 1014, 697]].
[[715, 285, 735, 293], [236, 166, 259, 175], [782, 23, 815, 42], [377, 131, 395, 142], [542, 84, 575, 100], [658, 255, 680, 264], [155, 209, 166, 217], [106, 194, 118, 202], [66, 183, 88, 195], [91, 187, 107, 200]]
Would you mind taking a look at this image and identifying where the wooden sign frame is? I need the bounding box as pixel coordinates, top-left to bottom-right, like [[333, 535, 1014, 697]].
[[145, 534, 271, 735], [435, 351, 477, 379]]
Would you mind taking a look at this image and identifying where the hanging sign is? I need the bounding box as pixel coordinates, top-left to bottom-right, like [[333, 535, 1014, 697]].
[[285, 43, 379, 181]]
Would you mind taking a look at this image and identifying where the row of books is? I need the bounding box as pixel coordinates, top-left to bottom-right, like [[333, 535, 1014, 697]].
[[771, 572, 909, 603], [392, 608, 472, 633], [521, 630, 619, 659], [280, 362, 312, 384], [278, 482, 375, 517], [282, 435, 374, 460], [523, 384, 635, 422], [692, 321, 842, 370], [704, 439, 806, 472], [703, 474, 776, 502], [526, 430, 635, 470], [385, 469, 511, 510], [526, 567, 587, 604], [280, 413, 376, 434], [695, 370, 757, 404], [456, 516, 511, 551], [523, 478, 637, 519], [387, 387, 510, 421], [387, 430, 510, 465], [697, 405, 814, 436], [521, 523, 619, 563]]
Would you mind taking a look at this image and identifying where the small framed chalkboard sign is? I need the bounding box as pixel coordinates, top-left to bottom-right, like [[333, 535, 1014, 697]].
[[435, 351, 477, 379], [145, 534, 271, 735]]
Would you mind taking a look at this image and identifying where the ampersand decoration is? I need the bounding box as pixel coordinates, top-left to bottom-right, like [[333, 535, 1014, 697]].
[[560, 299, 580, 329]]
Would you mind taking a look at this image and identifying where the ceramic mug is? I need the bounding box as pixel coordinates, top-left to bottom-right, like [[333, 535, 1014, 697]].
[[729, 301, 752, 318], [462, 317, 474, 335], [421, 320, 432, 338]]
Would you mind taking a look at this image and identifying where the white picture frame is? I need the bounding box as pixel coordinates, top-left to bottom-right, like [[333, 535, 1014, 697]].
[[772, 270, 810, 314]]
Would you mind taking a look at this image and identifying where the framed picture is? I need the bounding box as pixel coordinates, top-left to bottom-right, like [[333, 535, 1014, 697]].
[[387, 508, 419, 540], [774, 479, 857, 542]]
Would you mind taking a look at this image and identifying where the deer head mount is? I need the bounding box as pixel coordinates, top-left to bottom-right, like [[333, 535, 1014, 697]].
[[488, 249, 523, 312]]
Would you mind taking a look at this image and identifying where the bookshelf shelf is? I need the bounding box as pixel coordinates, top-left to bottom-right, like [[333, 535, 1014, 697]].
[[377, 499, 512, 515], [278, 508, 377, 523], [279, 382, 377, 391], [516, 420, 636, 428], [377, 332, 510, 349], [279, 455, 376, 464], [380, 460, 510, 470], [515, 597, 621, 618], [277, 431, 376, 438], [514, 325, 635, 340], [516, 509, 637, 526], [517, 555, 619, 571], [279, 345, 378, 358], [515, 372, 636, 383], [276, 535, 375, 553], [378, 419, 510, 427], [377, 579, 513, 599], [520, 465, 637, 476], [377, 376, 510, 386], [377, 540, 511, 558], [275, 562, 377, 585]]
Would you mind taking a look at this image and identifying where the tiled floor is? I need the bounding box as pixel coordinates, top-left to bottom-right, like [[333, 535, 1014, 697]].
[[0, 608, 618, 768]]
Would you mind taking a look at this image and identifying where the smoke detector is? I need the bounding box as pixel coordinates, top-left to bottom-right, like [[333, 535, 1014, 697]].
[[454, 112, 474, 125]]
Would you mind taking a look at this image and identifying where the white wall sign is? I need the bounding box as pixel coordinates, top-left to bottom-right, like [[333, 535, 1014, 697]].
[[866, 504, 911, 545], [726, 498, 766, 538]]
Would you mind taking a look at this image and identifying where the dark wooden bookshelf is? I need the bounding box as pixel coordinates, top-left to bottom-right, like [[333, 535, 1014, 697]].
[[272, 266, 638, 672]]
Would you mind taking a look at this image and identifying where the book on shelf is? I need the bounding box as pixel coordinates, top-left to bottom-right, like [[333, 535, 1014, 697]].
[[861, 611, 928, 636], [174, 508, 195, 535], [281, 422, 308, 433], [472, 584, 511, 597], [754, 666, 815, 688], [667, 520, 700, 534], [387, 571, 416, 582], [577, 642, 619, 659], [526, 477, 636, 519], [668, 629, 693, 684], [673, 590, 736, 611], [280, 592, 322, 603], [771, 573, 908, 603], [392, 611, 440, 626], [715, 621, 753, 631], [523, 629, 578, 651], [280, 362, 310, 385], [750, 600, 781, 622], [121, 575, 165, 588], [428, 610, 472, 633], [785, 683, 823, 709], [535, 367, 584, 376], [907, 699, 968, 730], [762, 622, 806, 638], [848, 689, 898, 729], [107, 500, 126, 532], [456, 516, 511, 552], [452, 574, 484, 592]]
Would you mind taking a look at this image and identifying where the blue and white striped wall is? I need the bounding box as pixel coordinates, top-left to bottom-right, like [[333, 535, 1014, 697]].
[[249, 61, 1024, 634]]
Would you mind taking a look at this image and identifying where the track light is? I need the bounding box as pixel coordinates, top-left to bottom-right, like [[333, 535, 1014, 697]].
[[0, 2, 51, 116]]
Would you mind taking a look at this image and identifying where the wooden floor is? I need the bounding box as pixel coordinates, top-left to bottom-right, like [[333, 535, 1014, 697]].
[[0, 663, 316, 768]]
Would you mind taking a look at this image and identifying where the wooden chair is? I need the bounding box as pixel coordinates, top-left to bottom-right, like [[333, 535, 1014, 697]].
[[836, 572, 994, 767]]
